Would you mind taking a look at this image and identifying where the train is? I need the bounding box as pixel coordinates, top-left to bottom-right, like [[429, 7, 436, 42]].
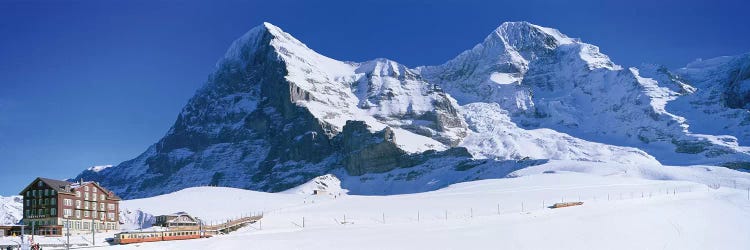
[[114, 229, 207, 244]]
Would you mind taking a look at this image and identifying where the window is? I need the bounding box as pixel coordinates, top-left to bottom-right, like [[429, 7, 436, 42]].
[[75, 210, 81, 219], [93, 188, 97, 193], [92, 202, 97, 211], [64, 209, 72, 217], [93, 211, 97, 218], [84, 201, 89, 209], [76, 191, 81, 197], [51, 208, 56, 216], [75, 200, 81, 209], [26, 191, 30, 197], [25, 200, 30, 206], [25, 210, 29, 217], [85, 186, 89, 192], [84, 211, 90, 218], [37, 181, 43, 187], [108, 204, 115, 210], [84, 192, 89, 200], [108, 212, 115, 220], [64, 199, 72, 206], [51, 199, 56, 205], [92, 193, 97, 201], [100, 203, 105, 210], [100, 194, 105, 200]]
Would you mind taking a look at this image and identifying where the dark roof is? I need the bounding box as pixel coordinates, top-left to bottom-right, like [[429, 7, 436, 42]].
[[39, 177, 74, 193], [19, 177, 73, 195], [19, 177, 123, 200]]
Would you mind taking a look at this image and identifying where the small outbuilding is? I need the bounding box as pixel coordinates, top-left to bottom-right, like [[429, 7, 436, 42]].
[[154, 212, 199, 228]]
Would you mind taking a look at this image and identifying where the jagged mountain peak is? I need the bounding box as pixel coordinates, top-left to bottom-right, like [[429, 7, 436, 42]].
[[356, 58, 415, 77], [489, 21, 576, 51], [222, 22, 307, 60]]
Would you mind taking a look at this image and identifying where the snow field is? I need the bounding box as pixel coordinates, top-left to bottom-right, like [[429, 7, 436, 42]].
[[96, 171, 750, 250]]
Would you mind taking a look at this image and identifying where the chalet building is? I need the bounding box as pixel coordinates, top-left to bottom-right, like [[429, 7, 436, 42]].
[[154, 212, 199, 228], [19, 177, 121, 236]]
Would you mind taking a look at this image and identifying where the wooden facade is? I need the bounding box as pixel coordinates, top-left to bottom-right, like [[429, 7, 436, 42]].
[[19, 177, 121, 236]]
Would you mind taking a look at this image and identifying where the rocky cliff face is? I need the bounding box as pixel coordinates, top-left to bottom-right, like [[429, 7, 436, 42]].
[[76, 22, 750, 199], [76, 23, 473, 198]]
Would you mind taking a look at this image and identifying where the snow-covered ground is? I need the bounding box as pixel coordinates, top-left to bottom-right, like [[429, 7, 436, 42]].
[[5, 162, 746, 250]]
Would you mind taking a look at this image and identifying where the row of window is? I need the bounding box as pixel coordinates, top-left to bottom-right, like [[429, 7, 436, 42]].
[[75, 190, 106, 201], [24, 207, 116, 221], [63, 199, 115, 211], [81, 185, 98, 193], [62, 208, 116, 221], [63, 209, 115, 221], [26, 189, 56, 197], [61, 220, 117, 230], [25, 198, 57, 207], [25, 219, 57, 226], [119, 231, 197, 239], [24, 208, 57, 217]]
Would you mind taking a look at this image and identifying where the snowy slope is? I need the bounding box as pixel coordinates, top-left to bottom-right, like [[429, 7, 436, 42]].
[[79, 164, 750, 250], [459, 102, 658, 165], [670, 54, 750, 149], [282, 174, 348, 195], [0, 195, 22, 225]]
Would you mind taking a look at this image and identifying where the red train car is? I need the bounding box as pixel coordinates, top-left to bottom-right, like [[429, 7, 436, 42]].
[[114, 230, 201, 244]]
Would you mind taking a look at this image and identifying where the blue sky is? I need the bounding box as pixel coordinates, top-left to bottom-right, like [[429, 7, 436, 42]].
[[0, 0, 748, 196]]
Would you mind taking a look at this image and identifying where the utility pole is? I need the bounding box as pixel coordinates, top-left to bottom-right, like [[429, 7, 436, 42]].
[[65, 217, 70, 250], [20, 224, 25, 244], [197, 217, 202, 237], [92, 217, 96, 246]]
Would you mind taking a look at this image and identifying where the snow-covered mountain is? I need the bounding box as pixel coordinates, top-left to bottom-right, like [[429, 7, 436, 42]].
[[420, 22, 749, 166], [75, 22, 750, 199], [0, 195, 22, 225]]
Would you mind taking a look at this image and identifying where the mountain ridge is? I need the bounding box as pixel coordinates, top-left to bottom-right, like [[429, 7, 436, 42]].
[[75, 21, 750, 199]]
